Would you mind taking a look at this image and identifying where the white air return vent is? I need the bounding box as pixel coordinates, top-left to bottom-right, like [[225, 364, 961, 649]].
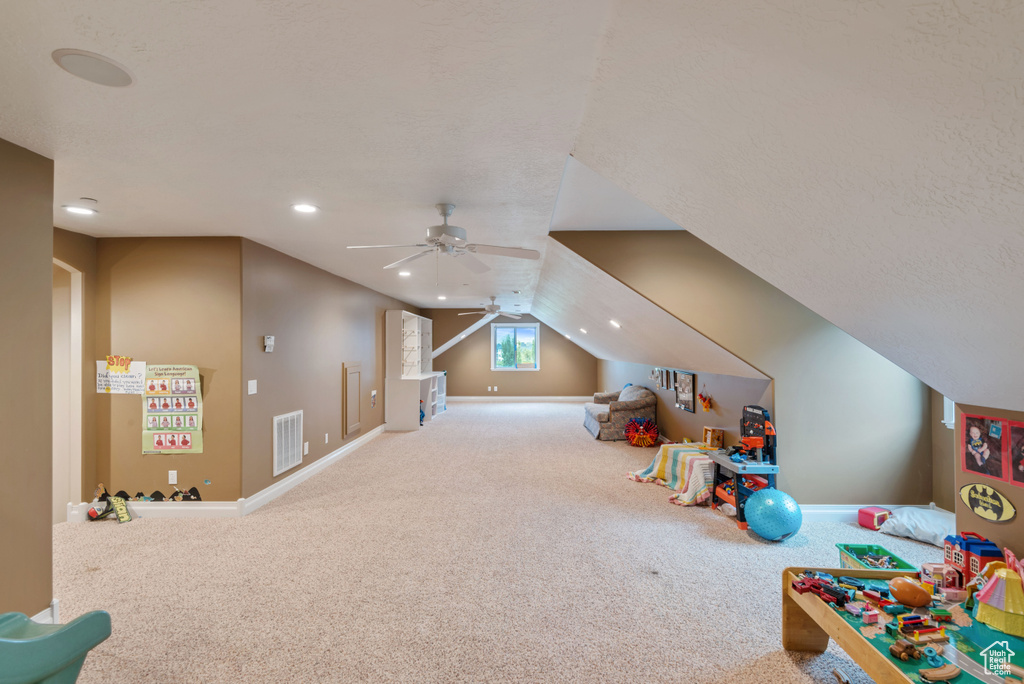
[[273, 410, 303, 476]]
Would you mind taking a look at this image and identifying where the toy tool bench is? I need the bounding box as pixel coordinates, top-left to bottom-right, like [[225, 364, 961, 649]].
[[708, 405, 779, 530]]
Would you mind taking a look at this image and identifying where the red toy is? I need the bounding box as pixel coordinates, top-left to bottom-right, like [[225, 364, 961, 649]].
[[944, 532, 1004, 587], [858, 506, 892, 531]]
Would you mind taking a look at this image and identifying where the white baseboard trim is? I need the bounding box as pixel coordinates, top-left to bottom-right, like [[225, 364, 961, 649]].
[[31, 599, 59, 624], [800, 503, 952, 524], [241, 425, 384, 515], [67, 425, 385, 522], [447, 396, 591, 402]]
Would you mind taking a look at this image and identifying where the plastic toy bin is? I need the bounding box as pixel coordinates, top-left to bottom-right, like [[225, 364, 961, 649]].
[[836, 543, 916, 571]]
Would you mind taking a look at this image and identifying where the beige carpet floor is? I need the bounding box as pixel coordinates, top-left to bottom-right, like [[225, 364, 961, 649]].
[[54, 401, 941, 683]]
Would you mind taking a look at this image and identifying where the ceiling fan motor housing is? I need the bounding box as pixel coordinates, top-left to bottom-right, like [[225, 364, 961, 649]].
[[426, 223, 467, 247]]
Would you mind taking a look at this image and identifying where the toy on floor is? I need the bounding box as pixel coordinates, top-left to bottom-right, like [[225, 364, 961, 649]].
[[624, 418, 659, 447], [744, 487, 802, 542], [0, 610, 111, 683]]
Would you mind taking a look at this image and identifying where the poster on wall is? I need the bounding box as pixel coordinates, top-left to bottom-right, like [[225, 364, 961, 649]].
[[675, 371, 695, 413], [142, 364, 203, 454], [961, 413, 1007, 481], [96, 355, 146, 394], [1009, 421, 1024, 488]]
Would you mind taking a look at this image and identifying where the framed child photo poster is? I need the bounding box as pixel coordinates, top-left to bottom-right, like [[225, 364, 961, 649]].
[[1009, 421, 1024, 489], [675, 371, 695, 413], [962, 414, 1007, 482]]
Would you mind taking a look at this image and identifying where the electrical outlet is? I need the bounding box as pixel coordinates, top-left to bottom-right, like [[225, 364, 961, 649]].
[[247, 379, 257, 395], [493, 385, 497, 392], [303, 441, 309, 455], [168, 470, 177, 485], [487, 386, 492, 392], [324, 433, 329, 444]]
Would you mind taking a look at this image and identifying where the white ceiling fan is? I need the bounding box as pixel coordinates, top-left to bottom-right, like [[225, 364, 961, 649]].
[[458, 296, 521, 320], [346, 203, 540, 273]]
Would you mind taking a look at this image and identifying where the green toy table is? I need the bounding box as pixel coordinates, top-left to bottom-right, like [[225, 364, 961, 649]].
[[782, 567, 1022, 683]]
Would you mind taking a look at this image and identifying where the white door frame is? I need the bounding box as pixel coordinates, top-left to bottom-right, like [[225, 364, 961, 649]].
[[53, 258, 83, 518]]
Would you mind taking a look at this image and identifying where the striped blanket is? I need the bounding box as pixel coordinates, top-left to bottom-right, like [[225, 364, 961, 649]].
[[628, 443, 715, 506]]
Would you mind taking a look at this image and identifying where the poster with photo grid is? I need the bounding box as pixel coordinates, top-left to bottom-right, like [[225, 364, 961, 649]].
[[142, 364, 203, 454]]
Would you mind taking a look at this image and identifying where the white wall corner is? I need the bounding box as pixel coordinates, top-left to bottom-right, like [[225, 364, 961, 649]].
[[31, 599, 59, 624]]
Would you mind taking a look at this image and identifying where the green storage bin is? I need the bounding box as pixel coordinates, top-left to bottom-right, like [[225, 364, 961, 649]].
[[836, 543, 916, 571]]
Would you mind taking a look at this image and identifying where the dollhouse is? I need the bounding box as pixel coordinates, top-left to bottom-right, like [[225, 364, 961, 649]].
[[944, 533, 1004, 587]]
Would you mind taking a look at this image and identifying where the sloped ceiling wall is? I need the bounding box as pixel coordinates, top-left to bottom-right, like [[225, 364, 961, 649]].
[[571, 0, 1024, 411], [531, 238, 767, 380]]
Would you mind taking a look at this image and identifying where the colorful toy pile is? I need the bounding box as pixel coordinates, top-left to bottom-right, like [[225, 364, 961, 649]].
[[795, 532, 1024, 681]]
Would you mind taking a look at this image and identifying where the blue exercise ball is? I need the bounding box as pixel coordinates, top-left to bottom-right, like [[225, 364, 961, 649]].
[[744, 488, 802, 541]]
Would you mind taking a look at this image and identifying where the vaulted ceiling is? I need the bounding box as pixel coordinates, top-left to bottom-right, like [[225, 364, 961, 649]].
[[2, 0, 1020, 409]]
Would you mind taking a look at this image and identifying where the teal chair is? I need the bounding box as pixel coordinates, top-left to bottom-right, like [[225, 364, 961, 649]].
[[0, 611, 111, 684]]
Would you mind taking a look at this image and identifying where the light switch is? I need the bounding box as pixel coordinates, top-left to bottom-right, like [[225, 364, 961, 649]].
[[248, 379, 257, 395]]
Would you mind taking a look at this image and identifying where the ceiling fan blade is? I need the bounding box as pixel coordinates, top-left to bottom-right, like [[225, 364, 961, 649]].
[[347, 243, 428, 250], [466, 244, 540, 260], [497, 312, 522, 319], [453, 252, 490, 273], [383, 249, 434, 269], [457, 311, 487, 316]]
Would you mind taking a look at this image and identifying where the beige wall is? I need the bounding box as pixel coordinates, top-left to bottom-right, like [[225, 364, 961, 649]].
[[427, 311, 598, 397], [598, 360, 772, 446], [96, 237, 243, 501], [53, 228, 99, 501], [240, 240, 414, 497], [0, 138, 53, 614], [553, 231, 932, 505], [930, 389, 956, 512], [954, 404, 1024, 552]]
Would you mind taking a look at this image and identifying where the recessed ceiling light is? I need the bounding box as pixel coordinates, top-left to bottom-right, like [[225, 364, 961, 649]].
[[564, 334, 571, 339], [513, 290, 521, 294], [579, 328, 587, 334], [438, 295, 447, 300], [610, 320, 621, 328], [62, 197, 98, 215], [52, 49, 134, 87], [398, 271, 411, 277], [460, 334, 466, 339], [292, 203, 319, 213]]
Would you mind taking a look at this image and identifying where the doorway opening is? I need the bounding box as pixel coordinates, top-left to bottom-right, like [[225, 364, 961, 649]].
[[52, 258, 83, 524]]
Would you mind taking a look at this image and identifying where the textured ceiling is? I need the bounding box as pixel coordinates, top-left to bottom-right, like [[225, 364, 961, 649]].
[[2, 0, 1020, 408], [549, 156, 681, 231], [571, 0, 1024, 410], [0, 0, 610, 309], [532, 239, 767, 380]]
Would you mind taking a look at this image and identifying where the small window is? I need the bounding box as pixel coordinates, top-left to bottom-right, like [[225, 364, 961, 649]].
[[491, 323, 539, 371]]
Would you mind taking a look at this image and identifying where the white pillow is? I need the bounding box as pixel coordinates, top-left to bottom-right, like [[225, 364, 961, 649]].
[[878, 506, 955, 547]]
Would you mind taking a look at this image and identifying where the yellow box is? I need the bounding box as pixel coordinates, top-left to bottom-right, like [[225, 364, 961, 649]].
[[703, 427, 724, 448]]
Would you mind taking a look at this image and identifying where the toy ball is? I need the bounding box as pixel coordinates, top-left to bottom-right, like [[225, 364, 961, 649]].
[[889, 577, 931, 607], [744, 488, 802, 542]]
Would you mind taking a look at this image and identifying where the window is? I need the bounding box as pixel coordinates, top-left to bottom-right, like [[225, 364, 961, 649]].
[[491, 323, 539, 371]]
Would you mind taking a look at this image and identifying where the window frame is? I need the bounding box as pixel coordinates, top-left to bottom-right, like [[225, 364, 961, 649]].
[[490, 322, 540, 372]]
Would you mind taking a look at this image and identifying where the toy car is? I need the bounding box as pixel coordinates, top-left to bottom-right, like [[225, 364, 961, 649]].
[[889, 639, 922, 662]]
